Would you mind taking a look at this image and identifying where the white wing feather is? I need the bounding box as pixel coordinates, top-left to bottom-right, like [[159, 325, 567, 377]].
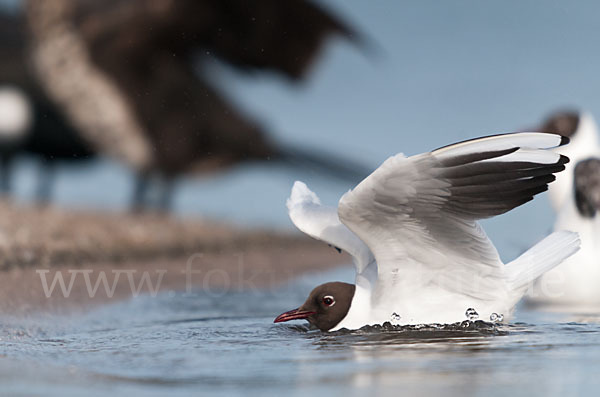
[[338, 132, 568, 303], [287, 181, 375, 275]]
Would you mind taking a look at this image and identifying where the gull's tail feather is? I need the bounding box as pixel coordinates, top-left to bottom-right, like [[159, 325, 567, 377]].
[[276, 145, 372, 184], [505, 231, 580, 292]]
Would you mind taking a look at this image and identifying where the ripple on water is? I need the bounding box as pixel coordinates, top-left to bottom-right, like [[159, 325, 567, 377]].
[[1, 279, 600, 397], [277, 320, 508, 348]]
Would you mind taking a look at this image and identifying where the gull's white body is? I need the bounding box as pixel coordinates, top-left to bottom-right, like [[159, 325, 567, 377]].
[[530, 113, 600, 308], [288, 133, 580, 330], [533, 204, 600, 307]]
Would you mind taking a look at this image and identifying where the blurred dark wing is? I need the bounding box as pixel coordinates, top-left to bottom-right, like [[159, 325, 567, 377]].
[[193, 0, 360, 79], [74, 0, 360, 80]]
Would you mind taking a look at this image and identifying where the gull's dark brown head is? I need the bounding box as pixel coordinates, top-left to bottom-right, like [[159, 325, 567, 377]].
[[574, 158, 600, 218], [274, 282, 355, 332], [539, 110, 580, 138]]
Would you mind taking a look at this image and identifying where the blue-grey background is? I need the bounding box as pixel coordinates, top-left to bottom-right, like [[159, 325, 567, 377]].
[[2, 2, 600, 396], [4, 0, 600, 261]]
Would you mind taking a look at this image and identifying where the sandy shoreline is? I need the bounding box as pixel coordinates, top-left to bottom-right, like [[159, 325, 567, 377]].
[[0, 201, 350, 316]]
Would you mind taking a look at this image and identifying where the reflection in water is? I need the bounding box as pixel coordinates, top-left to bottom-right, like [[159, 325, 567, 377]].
[[286, 316, 599, 396], [292, 321, 506, 393]]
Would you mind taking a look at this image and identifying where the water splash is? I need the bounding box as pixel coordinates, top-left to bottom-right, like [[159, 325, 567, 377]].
[[465, 308, 479, 320], [490, 313, 504, 323], [332, 320, 504, 337]]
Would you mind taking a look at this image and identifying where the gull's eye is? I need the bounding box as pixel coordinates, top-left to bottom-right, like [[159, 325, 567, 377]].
[[322, 295, 335, 307]]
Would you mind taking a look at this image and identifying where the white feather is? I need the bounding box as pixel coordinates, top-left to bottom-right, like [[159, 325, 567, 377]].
[[506, 231, 580, 292], [433, 132, 564, 158], [480, 149, 563, 165], [287, 181, 375, 277]]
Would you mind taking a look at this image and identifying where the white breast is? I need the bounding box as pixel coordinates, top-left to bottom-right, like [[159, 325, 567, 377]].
[[0, 86, 33, 140]]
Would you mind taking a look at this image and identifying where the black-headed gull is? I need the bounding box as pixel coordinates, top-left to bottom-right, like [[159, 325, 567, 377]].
[[528, 111, 600, 308], [0, 85, 96, 200], [274, 132, 580, 331]]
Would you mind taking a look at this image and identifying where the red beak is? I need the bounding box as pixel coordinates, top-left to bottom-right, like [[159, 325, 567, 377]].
[[274, 308, 316, 323]]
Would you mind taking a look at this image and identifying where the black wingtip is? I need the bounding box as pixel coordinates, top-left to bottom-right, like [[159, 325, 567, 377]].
[[559, 154, 570, 165], [560, 135, 570, 146]]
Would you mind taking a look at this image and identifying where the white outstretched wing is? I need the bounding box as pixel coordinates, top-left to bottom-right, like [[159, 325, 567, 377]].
[[338, 132, 569, 301], [287, 181, 375, 276]]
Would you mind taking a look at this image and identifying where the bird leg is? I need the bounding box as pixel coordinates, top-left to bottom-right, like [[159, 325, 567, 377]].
[[157, 177, 175, 213], [0, 154, 13, 195], [36, 159, 56, 204], [131, 171, 151, 212]]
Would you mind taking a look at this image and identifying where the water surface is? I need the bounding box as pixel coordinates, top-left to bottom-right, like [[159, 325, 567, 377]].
[[1, 268, 599, 396]]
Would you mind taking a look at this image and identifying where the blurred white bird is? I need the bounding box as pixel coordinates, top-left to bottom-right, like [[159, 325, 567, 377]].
[[528, 111, 600, 309], [275, 133, 580, 331]]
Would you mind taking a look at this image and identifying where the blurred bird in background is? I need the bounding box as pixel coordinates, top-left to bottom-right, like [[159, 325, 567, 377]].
[[528, 110, 600, 309], [13, 0, 370, 211], [0, 85, 31, 194], [0, 10, 97, 202]]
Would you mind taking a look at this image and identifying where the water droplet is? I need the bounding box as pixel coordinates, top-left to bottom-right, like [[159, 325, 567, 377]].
[[490, 313, 504, 323], [390, 312, 401, 323], [465, 308, 479, 320]]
